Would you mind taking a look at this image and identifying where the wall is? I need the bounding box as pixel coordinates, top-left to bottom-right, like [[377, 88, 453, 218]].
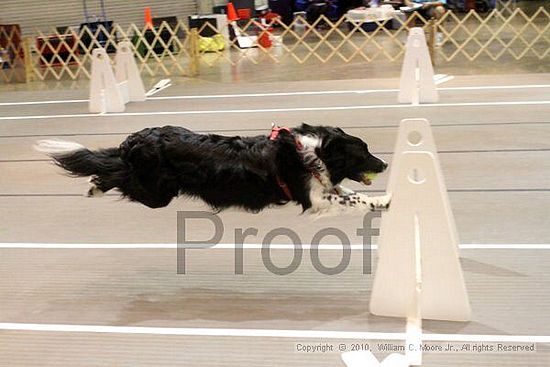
[[1, 0, 198, 35]]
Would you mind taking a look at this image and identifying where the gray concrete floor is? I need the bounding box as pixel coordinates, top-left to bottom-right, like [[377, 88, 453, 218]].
[[0, 73, 550, 366]]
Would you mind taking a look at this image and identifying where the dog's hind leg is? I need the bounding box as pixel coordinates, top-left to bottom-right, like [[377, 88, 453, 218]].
[[87, 175, 117, 197], [87, 176, 104, 197]]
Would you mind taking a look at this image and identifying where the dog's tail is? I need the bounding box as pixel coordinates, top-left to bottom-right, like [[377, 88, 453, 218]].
[[35, 140, 128, 195]]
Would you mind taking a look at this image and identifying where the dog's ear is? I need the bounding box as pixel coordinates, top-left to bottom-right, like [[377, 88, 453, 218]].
[[319, 134, 346, 158]]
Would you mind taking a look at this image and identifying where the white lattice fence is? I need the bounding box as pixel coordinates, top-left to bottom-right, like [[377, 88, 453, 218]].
[[437, 7, 550, 62], [24, 22, 197, 82], [1, 7, 548, 83], [0, 25, 26, 83], [496, 0, 518, 16], [195, 12, 431, 67]]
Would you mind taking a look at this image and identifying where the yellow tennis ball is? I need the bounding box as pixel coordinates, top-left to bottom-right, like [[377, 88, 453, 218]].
[[363, 172, 378, 181]]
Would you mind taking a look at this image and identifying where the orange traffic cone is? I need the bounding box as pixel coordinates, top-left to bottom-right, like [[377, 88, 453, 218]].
[[144, 7, 153, 29], [227, 2, 239, 22]]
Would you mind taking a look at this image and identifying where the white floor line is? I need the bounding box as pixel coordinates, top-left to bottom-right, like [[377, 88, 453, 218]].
[[154, 89, 395, 99], [459, 244, 550, 250], [0, 99, 88, 106], [1, 84, 549, 106], [0, 322, 548, 343], [1, 243, 549, 250], [1, 100, 550, 121], [438, 84, 550, 91]]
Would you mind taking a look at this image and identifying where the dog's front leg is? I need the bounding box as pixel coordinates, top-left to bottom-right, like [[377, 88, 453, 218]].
[[308, 192, 391, 216]]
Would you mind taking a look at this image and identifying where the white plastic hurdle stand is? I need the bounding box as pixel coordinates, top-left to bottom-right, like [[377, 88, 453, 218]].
[[398, 28, 438, 104], [370, 118, 471, 320], [386, 118, 460, 254], [89, 41, 146, 113], [345, 118, 471, 367], [115, 42, 146, 105]]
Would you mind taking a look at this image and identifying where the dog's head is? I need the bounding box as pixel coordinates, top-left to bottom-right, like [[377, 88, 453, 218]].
[[295, 124, 388, 186]]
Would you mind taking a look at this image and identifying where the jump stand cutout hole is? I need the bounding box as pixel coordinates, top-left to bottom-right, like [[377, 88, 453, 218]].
[[407, 130, 423, 146], [408, 168, 426, 184]]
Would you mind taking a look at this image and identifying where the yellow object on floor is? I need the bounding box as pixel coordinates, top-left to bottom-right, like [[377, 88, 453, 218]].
[[199, 35, 226, 52]]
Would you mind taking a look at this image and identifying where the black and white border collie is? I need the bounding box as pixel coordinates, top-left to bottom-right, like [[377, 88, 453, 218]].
[[36, 124, 390, 215]]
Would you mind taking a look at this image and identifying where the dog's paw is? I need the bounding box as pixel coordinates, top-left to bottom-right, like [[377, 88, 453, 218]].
[[369, 194, 391, 211], [334, 185, 356, 196]]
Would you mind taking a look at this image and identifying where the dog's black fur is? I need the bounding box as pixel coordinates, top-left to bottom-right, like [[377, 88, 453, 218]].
[[40, 124, 387, 212]]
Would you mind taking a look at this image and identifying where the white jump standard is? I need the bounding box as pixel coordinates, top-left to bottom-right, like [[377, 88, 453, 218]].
[[89, 41, 146, 113], [343, 118, 471, 367], [398, 28, 439, 104]]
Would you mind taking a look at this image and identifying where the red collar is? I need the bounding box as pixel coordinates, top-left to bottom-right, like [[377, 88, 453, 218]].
[[275, 176, 293, 201], [269, 126, 291, 141], [269, 125, 326, 202], [269, 125, 303, 149], [269, 125, 325, 201]]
